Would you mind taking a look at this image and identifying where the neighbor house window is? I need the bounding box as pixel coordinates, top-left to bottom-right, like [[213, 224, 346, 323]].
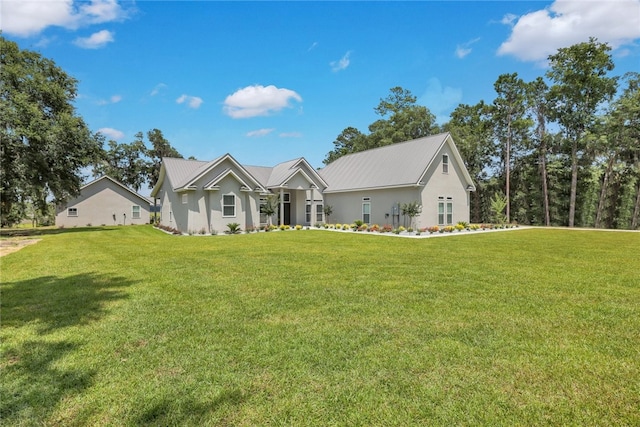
[[132, 205, 141, 219], [67, 208, 78, 217], [442, 154, 449, 173], [362, 201, 371, 224], [182, 193, 188, 204], [223, 194, 236, 217]]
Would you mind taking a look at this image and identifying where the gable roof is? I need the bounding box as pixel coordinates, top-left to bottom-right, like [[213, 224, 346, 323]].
[[152, 154, 267, 196], [244, 158, 328, 189], [81, 176, 151, 205], [319, 132, 475, 193]]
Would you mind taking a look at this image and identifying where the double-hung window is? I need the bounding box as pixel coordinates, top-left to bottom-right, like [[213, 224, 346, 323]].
[[132, 205, 141, 219], [362, 198, 371, 223], [223, 194, 236, 217], [316, 203, 323, 222], [438, 197, 453, 225]]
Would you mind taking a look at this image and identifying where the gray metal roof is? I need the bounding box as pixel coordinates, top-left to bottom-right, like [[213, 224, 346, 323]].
[[319, 133, 451, 192], [162, 157, 211, 190]]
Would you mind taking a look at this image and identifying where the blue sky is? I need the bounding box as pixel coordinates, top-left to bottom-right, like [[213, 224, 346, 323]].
[[3, 0, 640, 178]]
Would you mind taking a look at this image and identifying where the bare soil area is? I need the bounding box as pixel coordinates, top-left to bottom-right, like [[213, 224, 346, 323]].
[[0, 238, 41, 257]]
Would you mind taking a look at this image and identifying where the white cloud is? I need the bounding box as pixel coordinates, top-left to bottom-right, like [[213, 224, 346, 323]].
[[330, 51, 352, 72], [418, 77, 463, 124], [98, 127, 125, 140], [223, 85, 302, 119], [455, 38, 480, 59], [246, 128, 275, 137], [73, 29, 114, 49], [498, 0, 640, 62], [308, 42, 319, 52], [97, 94, 122, 105], [150, 83, 167, 96], [0, 0, 131, 37], [176, 94, 204, 109]]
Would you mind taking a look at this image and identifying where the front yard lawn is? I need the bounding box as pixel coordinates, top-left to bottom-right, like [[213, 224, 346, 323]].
[[1, 226, 638, 425]]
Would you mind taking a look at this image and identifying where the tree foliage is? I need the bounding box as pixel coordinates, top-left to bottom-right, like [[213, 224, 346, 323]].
[[323, 87, 439, 164], [1, 36, 102, 227], [93, 128, 183, 191]]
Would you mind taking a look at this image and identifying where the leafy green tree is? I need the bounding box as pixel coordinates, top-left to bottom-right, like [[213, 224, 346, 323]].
[[323, 127, 367, 165], [323, 87, 439, 164], [1, 36, 102, 227], [94, 133, 149, 192], [260, 194, 279, 226], [445, 101, 495, 223], [146, 128, 182, 188], [400, 201, 422, 229], [526, 77, 553, 226], [490, 192, 508, 225], [546, 38, 618, 227], [491, 73, 532, 223], [368, 86, 439, 147]]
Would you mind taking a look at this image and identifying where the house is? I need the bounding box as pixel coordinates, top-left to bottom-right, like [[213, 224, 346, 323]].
[[55, 176, 151, 227], [150, 154, 327, 234], [319, 132, 476, 229], [151, 132, 475, 233]]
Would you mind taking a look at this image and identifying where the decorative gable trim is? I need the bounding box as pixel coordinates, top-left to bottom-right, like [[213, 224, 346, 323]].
[[203, 168, 254, 191], [180, 154, 265, 192]]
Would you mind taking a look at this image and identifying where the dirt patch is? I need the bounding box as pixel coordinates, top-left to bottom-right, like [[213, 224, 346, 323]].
[[0, 238, 41, 257]]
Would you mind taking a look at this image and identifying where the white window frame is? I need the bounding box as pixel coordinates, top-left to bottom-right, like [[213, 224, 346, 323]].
[[305, 202, 312, 224], [316, 203, 323, 222], [362, 201, 371, 224], [67, 208, 78, 217], [442, 154, 449, 174], [438, 196, 453, 225], [222, 194, 236, 218], [132, 205, 141, 219]]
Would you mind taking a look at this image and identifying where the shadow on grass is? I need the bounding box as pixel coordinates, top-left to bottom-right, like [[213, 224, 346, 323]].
[[1, 273, 137, 423], [1, 340, 94, 424], [1, 272, 136, 333], [133, 389, 246, 425], [0, 226, 119, 238]]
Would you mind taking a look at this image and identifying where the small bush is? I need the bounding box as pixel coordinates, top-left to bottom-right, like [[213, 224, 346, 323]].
[[226, 223, 242, 234]]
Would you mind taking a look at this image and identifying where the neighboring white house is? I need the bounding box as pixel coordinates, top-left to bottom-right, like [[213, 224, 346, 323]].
[[151, 132, 476, 234], [55, 176, 151, 227]]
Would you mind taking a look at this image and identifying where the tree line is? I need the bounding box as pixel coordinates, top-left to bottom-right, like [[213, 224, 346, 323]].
[[2, 36, 638, 229], [324, 38, 639, 229]]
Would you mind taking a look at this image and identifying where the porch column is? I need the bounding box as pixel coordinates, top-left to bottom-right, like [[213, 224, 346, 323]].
[[279, 188, 284, 225], [309, 187, 315, 226]]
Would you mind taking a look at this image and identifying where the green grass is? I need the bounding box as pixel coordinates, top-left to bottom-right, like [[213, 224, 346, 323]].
[[1, 226, 639, 426]]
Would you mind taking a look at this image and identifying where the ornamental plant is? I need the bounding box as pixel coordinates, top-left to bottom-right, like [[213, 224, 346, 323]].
[[455, 223, 465, 232], [427, 225, 439, 234], [444, 225, 455, 232], [295, 224, 302, 230]]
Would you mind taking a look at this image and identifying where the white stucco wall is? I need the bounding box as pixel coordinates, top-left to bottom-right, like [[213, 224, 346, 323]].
[[56, 178, 150, 227]]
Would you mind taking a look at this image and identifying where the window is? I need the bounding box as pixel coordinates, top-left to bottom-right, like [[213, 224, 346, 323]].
[[283, 193, 290, 203], [182, 193, 188, 204], [132, 205, 141, 219], [67, 208, 78, 217], [305, 203, 312, 223], [316, 203, 323, 222], [438, 197, 453, 225], [259, 197, 267, 225], [442, 154, 449, 173], [223, 194, 235, 217], [362, 202, 371, 224]]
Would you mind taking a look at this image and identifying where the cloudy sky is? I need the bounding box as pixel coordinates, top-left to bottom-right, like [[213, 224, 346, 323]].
[[2, 0, 639, 188]]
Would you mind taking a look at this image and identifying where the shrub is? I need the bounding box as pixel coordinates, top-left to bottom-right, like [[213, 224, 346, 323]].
[[295, 224, 302, 230], [342, 224, 350, 230], [455, 223, 465, 231], [381, 224, 393, 233], [427, 225, 439, 234], [353, 220, 364, 228], [226, 223, 242, 234], [398, 226, 406, 232], [335, 223, 342, 229], [370, 224, 380, 232], [358, 224, 368, 231], [444, 225, 455, 233]]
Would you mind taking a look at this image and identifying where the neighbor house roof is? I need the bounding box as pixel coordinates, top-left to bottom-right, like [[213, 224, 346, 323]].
[[319, 132, 475, 193], [81, 175, 151, 205]]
